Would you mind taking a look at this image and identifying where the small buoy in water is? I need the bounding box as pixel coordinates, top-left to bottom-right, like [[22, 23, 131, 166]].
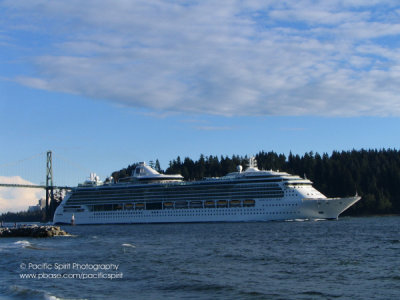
[[71, 214, 75, 226]]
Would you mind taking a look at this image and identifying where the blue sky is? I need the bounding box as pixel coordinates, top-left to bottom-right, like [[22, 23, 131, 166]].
[[1, 0, 400, 211]]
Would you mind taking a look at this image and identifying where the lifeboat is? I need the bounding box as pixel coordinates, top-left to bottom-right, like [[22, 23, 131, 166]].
[[217, 200, 228, 207], [124, 203, 133, 209], [175, 201, 188, 208], [243, 199, 255, 206], [189, 201, 203, 208], [205, 201, 215, 207], [135, 203, 145, 209], [163, 202, 174, 208], [229, 200, 241, 207]]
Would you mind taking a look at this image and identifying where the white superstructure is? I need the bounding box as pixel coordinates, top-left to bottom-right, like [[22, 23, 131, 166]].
[[53, 160, 361, 225]]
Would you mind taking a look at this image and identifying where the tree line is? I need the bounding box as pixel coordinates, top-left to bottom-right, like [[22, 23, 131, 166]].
[[0, 209, 45, 223], [112, 149, 400, 216]]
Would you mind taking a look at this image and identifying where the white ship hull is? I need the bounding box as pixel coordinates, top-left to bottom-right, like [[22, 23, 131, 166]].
[[54, 160, 361, 225], [53, 196, 360, 225]]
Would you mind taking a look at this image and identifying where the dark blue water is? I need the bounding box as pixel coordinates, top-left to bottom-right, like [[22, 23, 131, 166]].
[[0, 217, 399, 300]]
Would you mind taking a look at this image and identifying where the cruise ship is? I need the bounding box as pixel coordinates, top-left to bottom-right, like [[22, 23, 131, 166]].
[[53, 158, 361, 225]]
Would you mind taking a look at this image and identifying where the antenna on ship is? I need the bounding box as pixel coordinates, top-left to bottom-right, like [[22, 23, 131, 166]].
[[248, 156, 257, 168]]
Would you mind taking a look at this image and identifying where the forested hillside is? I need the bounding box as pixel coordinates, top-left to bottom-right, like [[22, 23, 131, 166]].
[[112, 149, 400, 216]]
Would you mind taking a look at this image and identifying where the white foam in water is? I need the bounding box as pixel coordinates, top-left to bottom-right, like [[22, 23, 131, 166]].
[[14, 240, 32, 247], [8, 285, 66, 300], [14, 241, 33, 248], [0, 241, 30, 252], [44, 294, 64, 300], [12, 240, 48, 250]]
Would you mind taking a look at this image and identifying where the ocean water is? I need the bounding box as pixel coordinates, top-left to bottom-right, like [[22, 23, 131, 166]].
[[0, 217, 399, 300]]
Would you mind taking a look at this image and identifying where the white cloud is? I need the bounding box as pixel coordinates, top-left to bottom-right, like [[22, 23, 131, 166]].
[[2, 0, 400, 116], [0, 176, 45, 213]]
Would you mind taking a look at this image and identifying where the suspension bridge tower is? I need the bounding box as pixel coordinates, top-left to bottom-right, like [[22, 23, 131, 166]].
[[45, 150, 54, 221]]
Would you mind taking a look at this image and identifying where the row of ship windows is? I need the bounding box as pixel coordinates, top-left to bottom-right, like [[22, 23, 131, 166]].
[[72, 185, 281, 195], [66, 200, 295, 209], [64, 198, 295, 212], [74, 189, 283, 198], [69, 192, 284, 202], [87, 200, 257, 212], [74, 184, 282, 196], [91, 208, 265, 214], [68, 197, 282, 206], [89, 210, 301, 218]]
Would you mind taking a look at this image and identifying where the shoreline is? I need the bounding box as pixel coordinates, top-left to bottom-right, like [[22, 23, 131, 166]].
[[0, 225, 70, 238]]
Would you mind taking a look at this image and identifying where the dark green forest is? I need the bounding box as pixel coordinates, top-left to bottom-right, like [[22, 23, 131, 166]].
[[112, 149, 400, 216], [0, 209, 44, 223]]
